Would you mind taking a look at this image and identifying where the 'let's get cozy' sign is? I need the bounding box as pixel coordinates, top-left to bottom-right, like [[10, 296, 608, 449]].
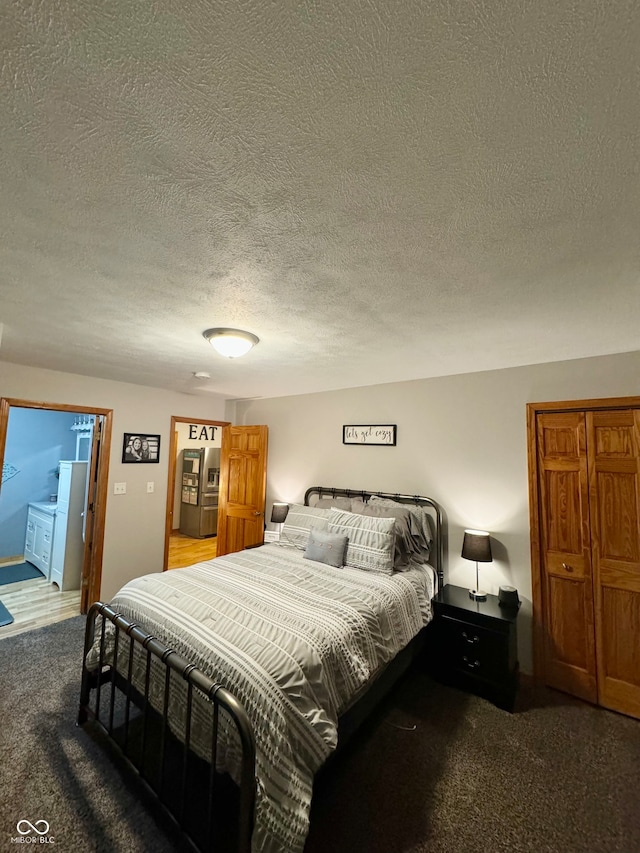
[[342, 425, 397, 446]]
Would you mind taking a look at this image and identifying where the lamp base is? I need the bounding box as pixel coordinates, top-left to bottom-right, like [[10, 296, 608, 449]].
[[469, 588, 488, 601]]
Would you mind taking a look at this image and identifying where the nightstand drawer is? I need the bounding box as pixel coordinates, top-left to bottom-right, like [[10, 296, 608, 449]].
[[440, 615, 513, 680], [429, 584, 520, 711]]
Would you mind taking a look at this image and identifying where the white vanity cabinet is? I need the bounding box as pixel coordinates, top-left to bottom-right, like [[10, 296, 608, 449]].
[[24, 503, 56, 578], [49, 461, 88, 590]]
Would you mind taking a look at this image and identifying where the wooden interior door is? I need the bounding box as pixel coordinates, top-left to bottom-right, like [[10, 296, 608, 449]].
[[80, 417, 101, 611], [216, 425, 268, 557], [587, 410, 640, 718], [80, 413, 111, 611], [536, 412, 597, 702]]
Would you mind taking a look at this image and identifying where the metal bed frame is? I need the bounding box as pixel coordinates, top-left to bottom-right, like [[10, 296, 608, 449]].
[[303, 486, 444, 588], [77, 487, 444, 853]]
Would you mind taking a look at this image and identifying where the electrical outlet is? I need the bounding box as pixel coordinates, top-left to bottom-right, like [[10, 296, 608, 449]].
[[146, 481, 154, 493], [113, 482, 126, 495]]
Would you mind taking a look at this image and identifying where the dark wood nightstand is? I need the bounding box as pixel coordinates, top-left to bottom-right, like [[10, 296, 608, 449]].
[[430, 584, 519, 711]]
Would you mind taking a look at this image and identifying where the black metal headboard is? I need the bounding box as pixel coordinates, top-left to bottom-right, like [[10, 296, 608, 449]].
[[304, 486, 444, 587]]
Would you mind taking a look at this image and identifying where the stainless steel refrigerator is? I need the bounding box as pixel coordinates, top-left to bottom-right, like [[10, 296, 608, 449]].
[[179, 447, 221, 538]]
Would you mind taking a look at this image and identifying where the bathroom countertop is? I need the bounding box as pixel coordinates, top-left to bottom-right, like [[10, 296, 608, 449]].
[[28, 501, 58, 515]]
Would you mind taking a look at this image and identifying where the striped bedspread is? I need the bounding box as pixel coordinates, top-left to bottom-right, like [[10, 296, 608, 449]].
[[98, 543, 435, 853]]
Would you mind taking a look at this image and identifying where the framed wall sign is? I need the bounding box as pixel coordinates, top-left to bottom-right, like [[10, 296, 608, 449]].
[[343, 424, 397, 446], [122, 433, 161, 463]]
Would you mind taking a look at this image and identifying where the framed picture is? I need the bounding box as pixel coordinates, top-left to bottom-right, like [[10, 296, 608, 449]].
[[342, 424, 397, 446], [122, 433, 161, 463]]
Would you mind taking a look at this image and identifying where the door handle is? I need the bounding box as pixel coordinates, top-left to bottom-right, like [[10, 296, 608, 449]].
[[253, 511, 263, 516], [562, 562, 573, 572]]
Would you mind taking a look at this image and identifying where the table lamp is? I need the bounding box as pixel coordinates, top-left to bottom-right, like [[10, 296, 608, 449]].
[[462, 529, 492, 601], [270, 502, 289, 536]]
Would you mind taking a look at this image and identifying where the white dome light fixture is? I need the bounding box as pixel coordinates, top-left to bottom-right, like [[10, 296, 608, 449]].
[[203, 328, 259, 358]]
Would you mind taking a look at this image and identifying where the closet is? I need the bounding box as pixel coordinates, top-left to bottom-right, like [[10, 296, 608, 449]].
[[528, 398, 640, 720]]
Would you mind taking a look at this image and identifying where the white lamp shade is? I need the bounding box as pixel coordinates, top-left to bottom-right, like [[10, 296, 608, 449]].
[[203, 328, 259, 358]]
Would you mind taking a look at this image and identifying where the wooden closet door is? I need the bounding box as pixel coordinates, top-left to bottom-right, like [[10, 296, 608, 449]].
[[587, 410, 640, 718], [537, 412, 597, 702]]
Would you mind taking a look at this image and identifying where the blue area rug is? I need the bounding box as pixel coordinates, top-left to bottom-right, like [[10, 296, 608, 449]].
[[0, 562, 45, 586], [0, 600, 13, 626]]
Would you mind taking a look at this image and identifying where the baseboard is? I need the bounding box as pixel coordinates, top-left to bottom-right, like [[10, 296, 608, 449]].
[[0, 555, 24, 568]]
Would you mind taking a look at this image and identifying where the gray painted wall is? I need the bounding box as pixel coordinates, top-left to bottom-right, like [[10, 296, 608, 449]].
[[235, 349, 640, 674], [5, 349, 640, 675]]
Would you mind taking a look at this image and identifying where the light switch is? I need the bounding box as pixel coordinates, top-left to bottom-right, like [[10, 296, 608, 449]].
[[114, 482, 127, 495], [147, 481, 155, 493]]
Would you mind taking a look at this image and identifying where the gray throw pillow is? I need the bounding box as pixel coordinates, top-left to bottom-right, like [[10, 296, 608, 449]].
[[304, 527, 348, 568]]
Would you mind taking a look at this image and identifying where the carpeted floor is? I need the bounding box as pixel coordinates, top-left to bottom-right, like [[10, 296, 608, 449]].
[[0, 616, 639, 853], [0, 561, 45, 586]]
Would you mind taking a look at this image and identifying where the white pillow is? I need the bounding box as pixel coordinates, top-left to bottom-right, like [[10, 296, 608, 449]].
[[327, 508, 395, 574], [280, 504, 331, 549]]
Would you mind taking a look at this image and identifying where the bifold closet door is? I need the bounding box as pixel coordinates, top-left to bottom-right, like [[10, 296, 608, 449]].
[[587, 410, 640, 718], [536, 412, 597, 703]]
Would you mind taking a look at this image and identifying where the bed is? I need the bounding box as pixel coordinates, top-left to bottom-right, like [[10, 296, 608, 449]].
[[78, 486, 443, 853]]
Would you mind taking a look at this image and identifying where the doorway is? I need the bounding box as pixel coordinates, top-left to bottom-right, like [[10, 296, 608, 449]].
[[163, 416, 230, 571], [0, 397, 112, 626]]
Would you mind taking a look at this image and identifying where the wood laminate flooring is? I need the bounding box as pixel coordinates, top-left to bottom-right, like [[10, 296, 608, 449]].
[[167, 531, 217, 569], [0, 533, 216, 640], [0, 577, 81, 640]]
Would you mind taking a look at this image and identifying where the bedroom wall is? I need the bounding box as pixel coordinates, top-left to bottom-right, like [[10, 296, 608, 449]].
[[0, 360, 229, 598], [5, 350, 640, 673], [234, 349, 640, 675]]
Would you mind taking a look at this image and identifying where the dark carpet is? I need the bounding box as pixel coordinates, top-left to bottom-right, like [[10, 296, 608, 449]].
[[1, 616, 639, 853], [0, 600, 13, 626], [0, 561, 45, 585]]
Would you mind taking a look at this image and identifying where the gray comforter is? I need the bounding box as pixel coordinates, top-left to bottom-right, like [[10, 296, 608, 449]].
[[93, 543, 435, 853]]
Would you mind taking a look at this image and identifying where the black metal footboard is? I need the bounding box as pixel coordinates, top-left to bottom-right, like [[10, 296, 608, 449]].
[[78, 602, 256, 853]]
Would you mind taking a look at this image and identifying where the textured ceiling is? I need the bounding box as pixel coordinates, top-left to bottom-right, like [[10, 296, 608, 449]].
[[1, 0, 639, 400]]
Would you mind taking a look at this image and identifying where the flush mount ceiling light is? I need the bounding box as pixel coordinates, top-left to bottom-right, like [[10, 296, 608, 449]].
[[202, 328, 259, 358]]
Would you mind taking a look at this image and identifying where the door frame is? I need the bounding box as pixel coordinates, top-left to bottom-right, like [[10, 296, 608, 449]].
[[163, 415, 230, 570], [0, 397, 113, 612], [526, 394, 640, 683]]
